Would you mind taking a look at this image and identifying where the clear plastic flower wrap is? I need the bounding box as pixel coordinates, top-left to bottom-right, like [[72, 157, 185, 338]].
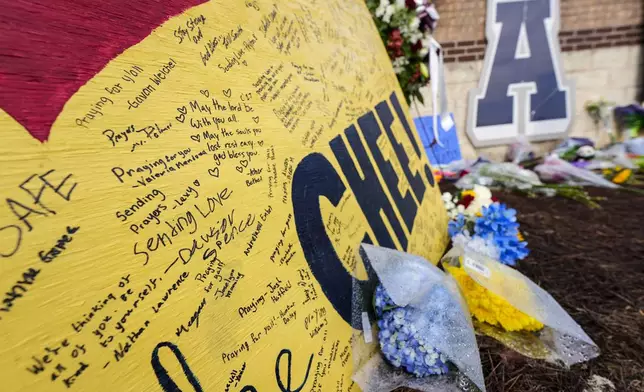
[[534, 155, 619, 188], [441, 246, 600, 366], [455, 162, 543, 191], [506, 136, 535, 164], [351, 244, 485, 392]]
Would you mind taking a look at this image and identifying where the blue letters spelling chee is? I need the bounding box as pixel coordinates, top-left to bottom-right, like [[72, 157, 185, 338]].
[[292, 92, 436, 329]]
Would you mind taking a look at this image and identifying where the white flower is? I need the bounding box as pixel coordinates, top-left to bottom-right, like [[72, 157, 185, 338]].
[[401, 17, 421, 41], [418, 34, 433, 58], [447, 205, 464, 219], [382, 5, 395, 23], [475, 184, 492, 200], [399, 24, 410, 38], [375, 0, 390, 17], [395, 0, 406, 9], [409, 17, 420, 31], [421, 34, 432, 48], [424, 354, 436, 366], [452, 232, 500, 259], [464, 185, 493, 216], [442, 198, 455, 210], [444, 192, 470, 219], [392, 56, 409, 74], [409, 31, 423, 44], [375, 0, 397, 24]]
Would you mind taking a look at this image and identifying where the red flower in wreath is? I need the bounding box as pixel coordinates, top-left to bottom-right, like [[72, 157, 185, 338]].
[[411, 39, 423, 54], [386, 29, 404, 58], [409, 64, 421, 83]]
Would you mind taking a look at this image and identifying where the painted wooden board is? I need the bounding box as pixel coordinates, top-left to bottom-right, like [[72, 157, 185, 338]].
[[0, 1, 449, 390]]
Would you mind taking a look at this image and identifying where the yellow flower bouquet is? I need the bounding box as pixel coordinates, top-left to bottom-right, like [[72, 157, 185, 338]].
[[445, 264, 543, 332], [441, 247, 599, 366]]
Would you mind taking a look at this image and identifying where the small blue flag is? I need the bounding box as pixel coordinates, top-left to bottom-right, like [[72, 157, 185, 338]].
[[413, 113, 462, 166]]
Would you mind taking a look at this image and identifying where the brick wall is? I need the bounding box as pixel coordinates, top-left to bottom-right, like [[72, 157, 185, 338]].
[[560, 25, 643, 52], [560, 0, 643, 31], [441, 24, 643, 63], [432, 1, 486, 44], [441, 40, 486, 64], [433, 0, 644, 63]]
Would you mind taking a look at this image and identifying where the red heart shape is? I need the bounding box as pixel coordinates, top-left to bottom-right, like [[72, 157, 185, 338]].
[[0, 0, 206, 142]]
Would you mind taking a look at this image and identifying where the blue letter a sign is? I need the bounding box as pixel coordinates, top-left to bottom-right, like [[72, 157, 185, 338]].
[[466, 0, 574, 147]]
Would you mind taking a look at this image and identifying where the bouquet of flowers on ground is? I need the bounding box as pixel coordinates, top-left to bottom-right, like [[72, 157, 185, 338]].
[[352, 244, 485, 392], [442, 185, 529, 266], [455, 162, 604, 209], [366, 0, 439, 103], [613, 103, 644, 139], [441, 247, 600, 366]]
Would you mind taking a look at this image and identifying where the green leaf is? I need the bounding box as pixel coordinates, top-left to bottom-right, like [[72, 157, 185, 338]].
[[413, 90, 424, 105]]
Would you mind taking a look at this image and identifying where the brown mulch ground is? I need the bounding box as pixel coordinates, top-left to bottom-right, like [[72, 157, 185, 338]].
[[478, 187, 644, 392]]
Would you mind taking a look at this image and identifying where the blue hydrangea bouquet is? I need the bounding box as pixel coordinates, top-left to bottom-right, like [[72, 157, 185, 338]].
[[374, 284, 450, 376], [352, 244, 485, 392]]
